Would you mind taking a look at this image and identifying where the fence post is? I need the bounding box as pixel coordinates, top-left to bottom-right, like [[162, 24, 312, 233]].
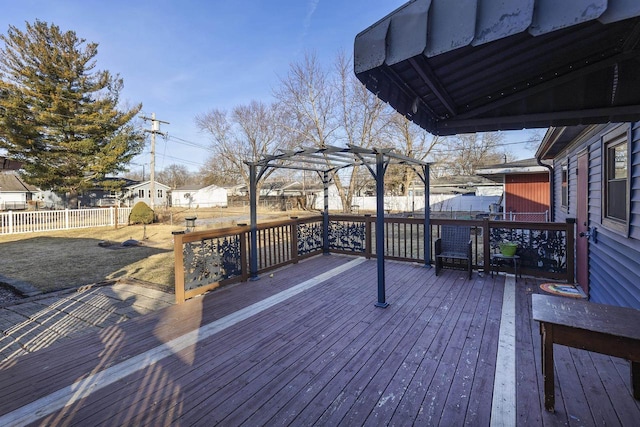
[[173, 232, 186, 303], [483, 218, 491, 274], [65, 209, 70, 229], [365, 214, 372, 259], [566, 218, 576, 284], [8, 211, 13, 234], [290, 218, 299, 263], [240, 229, 249, 282]]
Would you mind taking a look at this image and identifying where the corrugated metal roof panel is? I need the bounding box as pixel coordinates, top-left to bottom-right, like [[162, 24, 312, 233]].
[[354, 0, 640, 135], [424, 0, 476, 56], [472, 0, 534, 45], [528, 0, 606, 36]]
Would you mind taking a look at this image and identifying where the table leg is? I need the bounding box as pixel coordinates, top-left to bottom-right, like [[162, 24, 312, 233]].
[[490, 256, 495, 278], [541, 323, 555, 411], [632, 361, 640, 400]]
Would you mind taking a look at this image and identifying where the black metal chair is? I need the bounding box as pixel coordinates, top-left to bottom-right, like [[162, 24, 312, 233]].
[[435, 225, 472, 279]]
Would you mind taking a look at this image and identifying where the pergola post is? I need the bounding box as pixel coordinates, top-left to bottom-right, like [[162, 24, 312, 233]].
[[323, 170, 330, 255], [249, 163, 259, 280], [423, 164, 431, 268], [375, 151, 388, 308]]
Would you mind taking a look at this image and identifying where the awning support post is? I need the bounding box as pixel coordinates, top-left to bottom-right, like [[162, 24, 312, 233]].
[[375, 151, 389, 308], [323, 170, 330, 255]]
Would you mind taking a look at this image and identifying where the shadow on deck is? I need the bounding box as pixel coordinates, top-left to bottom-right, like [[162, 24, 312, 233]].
[[0, 255, 638, 425]]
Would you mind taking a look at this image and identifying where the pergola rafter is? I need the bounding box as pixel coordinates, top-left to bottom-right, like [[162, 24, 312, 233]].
[[244, 144, 431, 307]]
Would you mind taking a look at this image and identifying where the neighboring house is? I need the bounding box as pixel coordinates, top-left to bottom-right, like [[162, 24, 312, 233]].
[[171, 184, 228, 208], [78, 177, 139, 208], [536, 123, 640, 309], [0, 172, 38, 210], [431, 175, 502, 197], [476, 159, 550, 221], [123, 181, 171, 208]]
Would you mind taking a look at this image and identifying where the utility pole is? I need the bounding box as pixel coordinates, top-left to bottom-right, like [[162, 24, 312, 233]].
[[141, 113, 169, 210]]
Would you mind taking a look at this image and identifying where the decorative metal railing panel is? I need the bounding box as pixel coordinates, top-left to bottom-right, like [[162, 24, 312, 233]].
[[328, 220, 366, 253], [183, 236, 242, 291], [297, 221, 323, 255], [490, 227, 567, 274]]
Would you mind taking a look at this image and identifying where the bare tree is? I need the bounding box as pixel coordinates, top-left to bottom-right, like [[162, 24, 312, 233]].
[[197, 160, 240, 187], [156, 164, 194, 189], [384, 114, 443, 195], [432, 132, 509, 176], [273, 52, 339, 148], [274, 53, 348, 208], [274, 51, 393, 211], [195, 100, 287, 201], [334, 52, 390, 209]]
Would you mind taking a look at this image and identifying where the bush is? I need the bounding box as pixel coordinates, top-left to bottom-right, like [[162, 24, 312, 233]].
[[129, 202, 155, 224]]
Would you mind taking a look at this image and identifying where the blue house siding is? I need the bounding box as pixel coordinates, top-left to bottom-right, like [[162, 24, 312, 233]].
[[550, 122, 640, 309], [590, 232, 640, 308], [631, 121, 640, 241]]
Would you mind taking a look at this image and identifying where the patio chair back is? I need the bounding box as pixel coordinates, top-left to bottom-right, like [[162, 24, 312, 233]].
[[435, 225, 472, 279], [440, 225, 471, 254]]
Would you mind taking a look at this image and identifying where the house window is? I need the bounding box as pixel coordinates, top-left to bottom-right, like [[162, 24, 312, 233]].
[[157, 189, 163, 198], [560, 160, 568, 209], [602, 126, 629, 233], [138, 189, 144, 198]]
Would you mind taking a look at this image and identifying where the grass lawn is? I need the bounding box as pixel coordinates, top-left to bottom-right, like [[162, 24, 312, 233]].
[[0, 207, 314, 295]]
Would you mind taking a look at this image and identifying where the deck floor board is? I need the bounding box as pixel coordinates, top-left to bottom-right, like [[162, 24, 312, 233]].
[[1, 255, 640, 426]]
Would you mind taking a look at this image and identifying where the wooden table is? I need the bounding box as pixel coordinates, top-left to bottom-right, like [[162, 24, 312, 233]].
[[532, 294, 640, 411], [490, 253, 521, 280]]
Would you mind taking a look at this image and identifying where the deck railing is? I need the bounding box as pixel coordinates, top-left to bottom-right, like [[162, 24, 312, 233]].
[[0, 207, 133, 235], [174, 215, 575, 302]]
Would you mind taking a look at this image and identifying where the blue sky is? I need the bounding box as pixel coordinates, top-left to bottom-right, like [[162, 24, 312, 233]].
[[1, 0, 540, 174]]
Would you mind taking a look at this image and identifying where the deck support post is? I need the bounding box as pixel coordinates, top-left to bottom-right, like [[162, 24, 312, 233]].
[[374, 151, 389, 308], [249, 162, 259, 280], [423, 164, 431, 268]]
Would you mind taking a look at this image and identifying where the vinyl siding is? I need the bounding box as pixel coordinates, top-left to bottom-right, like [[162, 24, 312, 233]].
[[553, 122, 640, 309]]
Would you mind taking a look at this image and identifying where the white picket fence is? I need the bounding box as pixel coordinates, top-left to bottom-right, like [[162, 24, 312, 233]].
[[0, 207, 133, 235]]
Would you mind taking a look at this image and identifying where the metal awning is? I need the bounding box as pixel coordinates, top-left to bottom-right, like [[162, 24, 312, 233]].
[[354, 0, 640, 135]]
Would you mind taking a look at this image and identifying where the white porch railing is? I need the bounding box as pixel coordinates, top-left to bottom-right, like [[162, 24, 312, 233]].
[[0, 207, 133, 235]]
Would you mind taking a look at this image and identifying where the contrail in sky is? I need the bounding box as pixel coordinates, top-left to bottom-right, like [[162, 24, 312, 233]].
[[302, 0, 320, 38]]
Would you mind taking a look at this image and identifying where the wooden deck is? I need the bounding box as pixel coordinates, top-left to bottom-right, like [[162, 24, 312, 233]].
[[1, 254, 639, 426]]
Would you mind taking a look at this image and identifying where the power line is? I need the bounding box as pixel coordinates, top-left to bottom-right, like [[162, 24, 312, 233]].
[[167, 135, 210, 151], [141, 113, 169, 209], [137, 151, 206, 168]]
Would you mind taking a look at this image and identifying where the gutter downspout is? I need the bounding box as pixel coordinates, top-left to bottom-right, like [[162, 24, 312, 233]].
[[536, 157, 554, 222]]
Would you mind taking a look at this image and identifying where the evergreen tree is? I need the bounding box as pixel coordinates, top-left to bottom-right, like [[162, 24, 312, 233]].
[[0, 20, 144, 200]]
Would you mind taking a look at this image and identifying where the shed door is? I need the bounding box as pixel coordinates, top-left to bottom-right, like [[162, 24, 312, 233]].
[[576, 152, 589, 294]]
